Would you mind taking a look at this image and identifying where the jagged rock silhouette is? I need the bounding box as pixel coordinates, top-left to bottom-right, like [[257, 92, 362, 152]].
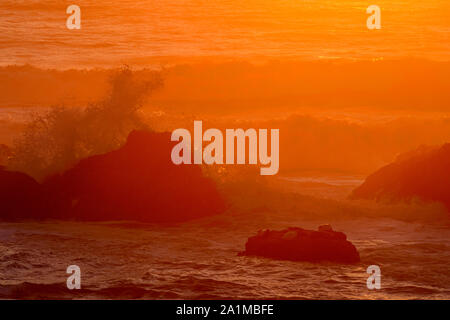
[[352, 143, 450, 211], [0, 130, 226, 222]]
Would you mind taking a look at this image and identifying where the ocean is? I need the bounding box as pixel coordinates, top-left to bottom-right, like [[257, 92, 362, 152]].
[[0, 0, 449, 68], [1, 0, 450, 300], [1, 175, 450, 299]]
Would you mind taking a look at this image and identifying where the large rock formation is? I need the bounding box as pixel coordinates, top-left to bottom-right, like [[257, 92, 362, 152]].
[[239, 225, 360, 263], [351, 144, 450, 210], [0, 130, 226, 222]]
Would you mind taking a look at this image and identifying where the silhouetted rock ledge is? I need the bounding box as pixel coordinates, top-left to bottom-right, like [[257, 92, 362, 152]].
[[351, 143, 450, 211], [0, 130, 226, 222], [239, 225, 360, 263]]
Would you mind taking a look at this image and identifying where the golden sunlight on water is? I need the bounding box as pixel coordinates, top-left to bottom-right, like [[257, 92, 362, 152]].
[[0, 0, 450, 301], [0, 0, 448, 67]]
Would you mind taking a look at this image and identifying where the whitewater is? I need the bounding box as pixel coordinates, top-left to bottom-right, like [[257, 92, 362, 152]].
[[1, 177, 450, 299]]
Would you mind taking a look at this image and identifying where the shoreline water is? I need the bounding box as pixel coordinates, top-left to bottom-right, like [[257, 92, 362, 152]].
[[1, 208, 450, 299]]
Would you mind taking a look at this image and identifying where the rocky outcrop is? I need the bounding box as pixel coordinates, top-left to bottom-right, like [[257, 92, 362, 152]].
[[351, 144, 450, 210], [0, 130, 226, 222], [239, 225, 360, 263]]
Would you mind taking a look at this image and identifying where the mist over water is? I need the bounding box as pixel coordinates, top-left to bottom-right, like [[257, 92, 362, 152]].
[[5, 68, 162, 180]]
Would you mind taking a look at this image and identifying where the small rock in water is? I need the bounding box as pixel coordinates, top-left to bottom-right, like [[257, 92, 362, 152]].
[[239, 226, 360, 263]]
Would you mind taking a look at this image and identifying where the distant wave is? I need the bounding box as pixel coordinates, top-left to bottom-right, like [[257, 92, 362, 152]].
[[2, 60, 450, 176], [1, 0, 448, 67]]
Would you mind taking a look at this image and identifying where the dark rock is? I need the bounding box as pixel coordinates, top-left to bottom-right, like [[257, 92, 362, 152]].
[[0, 167, 45, 220], [351, 143, 450, 210], [239, 225, 360, 263], [43, 130, 226, 222], [1, 130, 226, 222]]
